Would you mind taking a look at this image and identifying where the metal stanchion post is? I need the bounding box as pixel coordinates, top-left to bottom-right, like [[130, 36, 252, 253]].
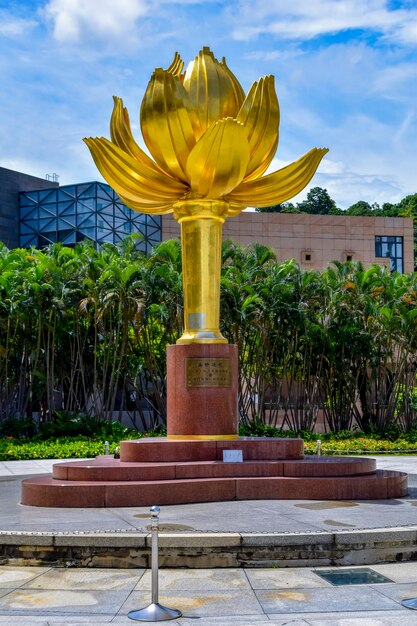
[[317, 440, 321, 457], [128, 505, 182, 622]]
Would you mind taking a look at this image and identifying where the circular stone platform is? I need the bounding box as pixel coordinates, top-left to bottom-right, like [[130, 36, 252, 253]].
[[21, 438, 408, 508]]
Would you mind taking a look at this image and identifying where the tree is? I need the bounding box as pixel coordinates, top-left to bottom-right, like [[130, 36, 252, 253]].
[[255, 202, 299, 213], [381, 202, 400, 217], [296, 187, 339, 215], [346, 201, 373, 216]]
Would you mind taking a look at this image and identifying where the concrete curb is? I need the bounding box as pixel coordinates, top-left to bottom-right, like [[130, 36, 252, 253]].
[[0, 526, 416, 568]]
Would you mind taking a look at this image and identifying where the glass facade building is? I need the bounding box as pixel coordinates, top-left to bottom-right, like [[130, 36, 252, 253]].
[[20, 181, 161, 253]]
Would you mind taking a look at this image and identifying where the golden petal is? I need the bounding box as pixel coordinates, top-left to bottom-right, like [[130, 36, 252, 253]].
[[166, 51, 184, 78], [221, 56, 245, 109], [238, 76, 280, 182], [84, 137, 187, 213], [117, 192, 174, 215], [227, 201, 246, 217], [110, 97, 167, 175], [186, 117, 250, 198], [183, 47, 244, 136], [228, 148, 329, 207], [141, 69, 200, 182]]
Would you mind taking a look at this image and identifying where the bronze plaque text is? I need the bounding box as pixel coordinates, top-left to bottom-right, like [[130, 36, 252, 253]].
[[186, 358, 231, 388]]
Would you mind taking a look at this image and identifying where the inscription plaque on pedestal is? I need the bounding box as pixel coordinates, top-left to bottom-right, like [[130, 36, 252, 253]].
[[186, 358, 231, 388]]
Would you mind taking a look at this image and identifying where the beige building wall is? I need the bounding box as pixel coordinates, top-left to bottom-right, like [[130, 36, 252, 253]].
[[162, 212, 414, 273]]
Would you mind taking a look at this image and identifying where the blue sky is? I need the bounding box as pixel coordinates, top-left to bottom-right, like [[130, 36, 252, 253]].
[[1, 0, 416, 209]]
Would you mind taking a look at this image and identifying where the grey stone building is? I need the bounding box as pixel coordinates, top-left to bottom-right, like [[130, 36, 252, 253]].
[[0, 167, 58, 249]]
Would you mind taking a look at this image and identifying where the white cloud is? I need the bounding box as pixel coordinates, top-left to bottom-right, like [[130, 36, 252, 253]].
[[244, 46, 304, 63], [43, 0, 149, 43], [231, 0, 417, 46], [271, 41, 416, 107], [0, 10, 37, 37], [313, 169, 405, 208], [266, 154, 405, 208], [373, 63, 417, 100]]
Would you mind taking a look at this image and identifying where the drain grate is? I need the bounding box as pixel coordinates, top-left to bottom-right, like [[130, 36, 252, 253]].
[[315, 567, 393, 586]]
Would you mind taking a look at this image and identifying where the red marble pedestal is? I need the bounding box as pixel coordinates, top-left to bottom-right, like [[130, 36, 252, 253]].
[[166, 343, 238, 439], [20, 345, 409, 508], [21, 439, 408, 507]]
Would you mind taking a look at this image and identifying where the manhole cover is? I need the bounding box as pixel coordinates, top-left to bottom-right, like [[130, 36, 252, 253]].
[[316, 567, 393, 586]]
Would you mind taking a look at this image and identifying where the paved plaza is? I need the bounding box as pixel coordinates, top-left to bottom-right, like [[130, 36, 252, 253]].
[[1, 562, 417, 625], [0, 456, 416, 624]]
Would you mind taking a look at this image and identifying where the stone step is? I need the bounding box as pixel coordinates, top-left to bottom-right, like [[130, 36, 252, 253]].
[[21, 469, 407, 508], [119, 437, 304, 462], [51, 456, 377, 482]]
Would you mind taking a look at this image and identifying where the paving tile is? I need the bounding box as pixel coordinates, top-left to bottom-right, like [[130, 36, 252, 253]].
[[0, 567, 51, 588], [45, 619, 114, 624], [120, 589, 264, 617], [112, 615, 274, 625], [0, 588, 130, 614], [303, 609, 417, 625], [136, 568, 250, 591], [0, 617, 49, 624], [256, 585, 402, 614], [45, 618, 116, 624], [369, 581, 417, 602], [372, 562, 417, 583], [246, 567, 331, 589], [23, 568, 144, 591], [48, 615, 114, 626], [179, 620, 302, 626]]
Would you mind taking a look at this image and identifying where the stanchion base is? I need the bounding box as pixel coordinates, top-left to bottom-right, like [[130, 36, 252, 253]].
[[402, 598, 417, 610], [128, 602, 182, 621]]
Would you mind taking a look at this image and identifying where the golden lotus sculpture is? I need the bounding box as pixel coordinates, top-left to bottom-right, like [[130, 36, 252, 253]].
[[85, 47, 328, 344]]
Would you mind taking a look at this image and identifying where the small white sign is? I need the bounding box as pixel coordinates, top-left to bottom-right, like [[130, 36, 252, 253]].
[[223, 449, 243, 463]]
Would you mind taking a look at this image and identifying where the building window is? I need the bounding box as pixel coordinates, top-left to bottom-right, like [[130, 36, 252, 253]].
[[301, 250, 313, 263], [342, 250, 355, 263], [375, 236, 403, 273], [20, 182, 162, 253]]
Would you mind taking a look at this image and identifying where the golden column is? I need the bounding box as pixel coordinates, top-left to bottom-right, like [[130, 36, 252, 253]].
[[174, 200, 228, 343], [84, 47, 328, 347]]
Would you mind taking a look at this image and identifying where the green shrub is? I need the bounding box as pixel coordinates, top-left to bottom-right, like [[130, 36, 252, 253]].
[[0, 433, 139, 461], [37, 412, 134, 440], [0, 411, 138, 441], [0, 417, 37, 439]]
